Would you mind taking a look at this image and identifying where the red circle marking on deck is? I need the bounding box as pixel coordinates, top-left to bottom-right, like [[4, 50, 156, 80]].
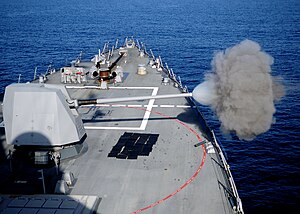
[[125, 107, 207, 214]]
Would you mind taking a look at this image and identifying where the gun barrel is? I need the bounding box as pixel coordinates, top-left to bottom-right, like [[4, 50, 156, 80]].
[[77, 93, 192, 106]]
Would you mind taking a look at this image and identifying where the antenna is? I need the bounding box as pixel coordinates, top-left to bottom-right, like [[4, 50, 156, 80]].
[[107, 50, 111, 60], [76, 51, 83, 64], [136, 39, 141, 51], [140, 42, 144, 51], [159, 56, 163, 68], [165, 63, 171, 76], [115, 39, 118, 49], [34, 67, 38, 80], [150, 49, 155, 59], [102, 43, 107, 54], [144, 44, 147, 54], [18, 74, 21, 83], [171, 68, 175, 78], [46, 63, 52, 74], [178, 76, 182, 87], [183, 85, 188, 93], [111, 46, 114, 56]]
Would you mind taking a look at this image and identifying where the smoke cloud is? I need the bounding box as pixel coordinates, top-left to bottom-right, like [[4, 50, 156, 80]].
[[192, 40, 284, 140]]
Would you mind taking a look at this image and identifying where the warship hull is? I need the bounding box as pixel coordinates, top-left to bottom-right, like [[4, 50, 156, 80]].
[[0, 38, 243, 214]]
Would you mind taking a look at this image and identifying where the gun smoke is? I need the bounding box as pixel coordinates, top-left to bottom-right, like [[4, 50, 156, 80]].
[[192, 40, 284, 140]]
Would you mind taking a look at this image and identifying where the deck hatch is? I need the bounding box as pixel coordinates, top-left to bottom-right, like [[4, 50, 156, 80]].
[[108, 132, 159, 159]]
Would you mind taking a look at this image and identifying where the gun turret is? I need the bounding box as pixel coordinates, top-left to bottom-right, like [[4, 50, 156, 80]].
[[2, 84, 193, 148]]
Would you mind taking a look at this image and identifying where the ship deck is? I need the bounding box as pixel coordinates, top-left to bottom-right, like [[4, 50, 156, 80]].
[[0, 43, 239, 213]]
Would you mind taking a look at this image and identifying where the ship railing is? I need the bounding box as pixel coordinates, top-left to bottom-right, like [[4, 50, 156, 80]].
[[161, 64, 183, 89], [186, 93, 244, 213], [121, 38, 244, 213], [131, 38, 181, 88], [211, 130, 244, 214]]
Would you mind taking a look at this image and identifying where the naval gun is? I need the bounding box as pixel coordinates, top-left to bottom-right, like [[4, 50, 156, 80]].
[[74, 92, 192, 107], [3, 83, 193, 160]]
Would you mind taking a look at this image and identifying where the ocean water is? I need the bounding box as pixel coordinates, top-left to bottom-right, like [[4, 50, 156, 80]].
[[0, 0, 299, 213]]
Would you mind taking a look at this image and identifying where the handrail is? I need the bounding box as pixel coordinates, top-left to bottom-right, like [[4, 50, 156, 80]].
[[185, 88, 244, 213], [129, 40, 242, 213], [211, 131, 244, 214]]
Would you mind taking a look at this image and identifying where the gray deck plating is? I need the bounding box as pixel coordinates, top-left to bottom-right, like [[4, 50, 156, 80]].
[[0, 44, 237, 213], [62, 47, 232, 213]]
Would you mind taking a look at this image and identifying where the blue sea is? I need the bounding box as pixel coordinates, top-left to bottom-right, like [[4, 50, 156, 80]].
[[0, 0, 299, 213]]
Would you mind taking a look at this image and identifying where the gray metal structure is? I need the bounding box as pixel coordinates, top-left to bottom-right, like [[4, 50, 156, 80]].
[[0, 38, 243, 213], [3, 84, 86, 147]]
